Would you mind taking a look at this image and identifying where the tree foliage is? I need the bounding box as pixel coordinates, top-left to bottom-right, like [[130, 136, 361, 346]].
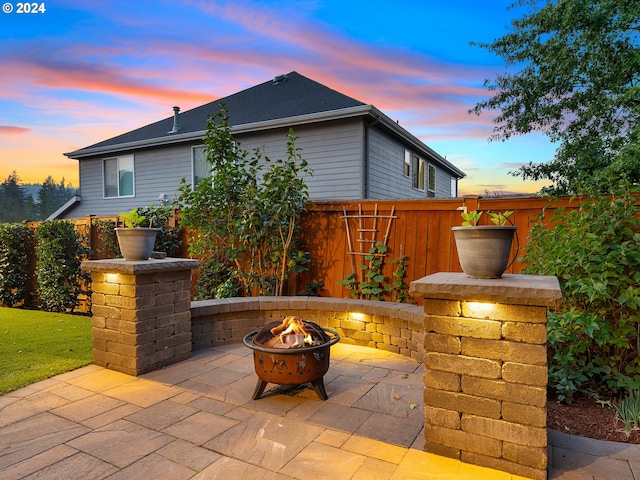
[[0, 172, 76, 222], [471, 0, 640, 194], [178, 105, 311, 297], [523, 185, 640, 402]]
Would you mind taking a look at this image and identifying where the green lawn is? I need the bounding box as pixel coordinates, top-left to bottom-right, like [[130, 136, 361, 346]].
[[0, 307, 92, 395]]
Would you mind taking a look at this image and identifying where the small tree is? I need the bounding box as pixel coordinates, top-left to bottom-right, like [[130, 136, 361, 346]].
[[35, 220, 91, 312], [178, 105, 311, 297], [0, 223, 31, 306]]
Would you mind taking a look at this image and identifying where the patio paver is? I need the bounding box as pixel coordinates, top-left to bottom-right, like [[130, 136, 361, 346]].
[[1, 342, 635, 479]]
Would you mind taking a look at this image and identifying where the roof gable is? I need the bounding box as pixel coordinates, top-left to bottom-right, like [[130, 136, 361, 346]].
[[73, 71, 365, 153]]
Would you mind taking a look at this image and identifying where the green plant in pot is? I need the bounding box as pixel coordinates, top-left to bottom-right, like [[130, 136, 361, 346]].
[[452, 210, 516, 278], [115, 208, 160, 261]]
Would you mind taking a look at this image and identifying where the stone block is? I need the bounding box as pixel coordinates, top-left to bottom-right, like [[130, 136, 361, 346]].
[[423, 370, 460, 392], [424, 406, 461, 429], [422, 299, 461, 317], [502, 362, 547, 387], [426, 315, 502, 339], [424, 352, 501, 379], [424, 424, 502, 458], [501, 402, 546, 428], [461, 415, 547, 448], [503, 441, 547, 469], [502, 322, 547, 344], [461, 337, 547, 365], [424, 387, 501, 418], [424, 333, 461, 354], [461, 376, 546, 408]]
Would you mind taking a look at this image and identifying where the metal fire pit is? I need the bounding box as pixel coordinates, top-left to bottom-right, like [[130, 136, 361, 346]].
[[242, 321, 340, 401]]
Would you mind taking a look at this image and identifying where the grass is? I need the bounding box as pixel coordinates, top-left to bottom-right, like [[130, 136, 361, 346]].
[[0, 307, 92, 395], [613, 389, 640, 437]]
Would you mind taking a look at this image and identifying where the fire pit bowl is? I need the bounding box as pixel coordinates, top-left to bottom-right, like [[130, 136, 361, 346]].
[[242, 319, 340, 401]]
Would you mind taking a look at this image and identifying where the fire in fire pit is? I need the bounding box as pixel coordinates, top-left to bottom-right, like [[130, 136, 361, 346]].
[[243, 317, 340, 400]]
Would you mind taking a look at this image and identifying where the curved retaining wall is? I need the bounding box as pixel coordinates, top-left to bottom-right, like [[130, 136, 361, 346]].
[[190, 296, 424, 363]]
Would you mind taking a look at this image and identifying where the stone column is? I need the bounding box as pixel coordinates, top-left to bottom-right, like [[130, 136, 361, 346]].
[[409, 272, 562, 480], [81, 258, 200, 376]]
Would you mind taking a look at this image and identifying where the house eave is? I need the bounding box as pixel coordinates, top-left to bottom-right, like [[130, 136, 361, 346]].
[[64, 105, 375, 159], [47, 195, 81, 220], [369, 106, 466, 179]]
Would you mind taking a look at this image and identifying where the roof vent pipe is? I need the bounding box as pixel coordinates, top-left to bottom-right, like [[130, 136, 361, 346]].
[[168, 106, 180, 133]]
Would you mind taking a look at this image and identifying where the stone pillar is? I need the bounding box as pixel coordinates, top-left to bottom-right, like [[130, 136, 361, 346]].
[[81, 258, 200, 376], [409, 272, 562, 480]]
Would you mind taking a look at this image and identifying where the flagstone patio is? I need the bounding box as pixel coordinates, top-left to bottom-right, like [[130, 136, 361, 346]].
[[1, 342, 636, 479]]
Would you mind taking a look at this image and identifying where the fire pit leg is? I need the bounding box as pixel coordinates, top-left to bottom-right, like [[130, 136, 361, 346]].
[[252, 379, 268, 400], [311, 378, 328, 401]]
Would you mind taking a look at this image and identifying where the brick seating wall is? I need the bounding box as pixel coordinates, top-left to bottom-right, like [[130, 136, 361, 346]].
[[190, 296, 424, 363]]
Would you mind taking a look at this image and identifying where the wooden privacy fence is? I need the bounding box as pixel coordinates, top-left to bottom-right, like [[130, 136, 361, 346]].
[[291, 195, 580, 300], [17, 194, 588, 309]]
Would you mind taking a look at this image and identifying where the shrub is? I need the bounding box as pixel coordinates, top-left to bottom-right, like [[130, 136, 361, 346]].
[[0, 223, 31, 306], [524, 186, 640, 402], [35, 220, 91, 312]]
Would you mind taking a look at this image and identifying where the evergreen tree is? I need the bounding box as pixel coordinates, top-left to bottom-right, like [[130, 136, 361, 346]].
[[0, 172, 34, 222], [37, 176, 75, 219]]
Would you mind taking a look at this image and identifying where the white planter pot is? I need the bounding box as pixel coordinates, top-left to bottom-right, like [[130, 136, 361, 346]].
[[115, 228, 159, 261]]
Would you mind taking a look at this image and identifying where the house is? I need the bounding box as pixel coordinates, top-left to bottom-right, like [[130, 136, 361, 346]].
[[60, 72, 465, 218]]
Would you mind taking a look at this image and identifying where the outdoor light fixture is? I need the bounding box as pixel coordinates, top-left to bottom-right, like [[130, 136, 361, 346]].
[[349, 312, 365, 321], [464, 300, 498, 319], [105, 273, 119, 284]]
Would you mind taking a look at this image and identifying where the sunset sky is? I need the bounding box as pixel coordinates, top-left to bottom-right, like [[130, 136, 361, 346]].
[[0, 0, 557, 195]]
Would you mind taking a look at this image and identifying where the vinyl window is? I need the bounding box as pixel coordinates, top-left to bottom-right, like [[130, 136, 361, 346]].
[[103, 155, 134, 198]]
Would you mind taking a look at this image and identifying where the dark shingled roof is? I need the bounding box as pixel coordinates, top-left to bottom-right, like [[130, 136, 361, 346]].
[[76, 71, 366, 152]]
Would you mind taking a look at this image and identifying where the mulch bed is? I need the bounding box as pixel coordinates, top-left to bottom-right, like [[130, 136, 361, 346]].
[[547, 394, 640, 444]]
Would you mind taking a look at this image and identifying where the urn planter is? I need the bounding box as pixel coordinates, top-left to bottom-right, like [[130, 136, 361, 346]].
[[452, 225, 516, 279], [115, 227, 159, 261]]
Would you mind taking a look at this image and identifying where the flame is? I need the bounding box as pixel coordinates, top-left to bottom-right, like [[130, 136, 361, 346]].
[[270, 316, 316, 347]]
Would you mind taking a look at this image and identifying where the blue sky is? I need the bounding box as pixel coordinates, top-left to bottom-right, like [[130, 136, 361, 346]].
[[0, 0, 557, 194]]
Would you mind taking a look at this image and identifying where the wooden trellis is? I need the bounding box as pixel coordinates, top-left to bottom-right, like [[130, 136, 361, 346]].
[[341, 203, 396, 284]]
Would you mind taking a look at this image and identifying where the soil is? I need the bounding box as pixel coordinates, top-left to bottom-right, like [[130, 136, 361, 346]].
[[547, 393, 640, 444]]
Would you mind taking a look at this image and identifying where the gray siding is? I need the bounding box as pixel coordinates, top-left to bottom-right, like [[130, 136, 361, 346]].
[[237, 119, 364, 200], [64, 119, 364, 218], [367, 128, 420, 199], [64, 144, 194, 218], [367, 128, 453, 199]]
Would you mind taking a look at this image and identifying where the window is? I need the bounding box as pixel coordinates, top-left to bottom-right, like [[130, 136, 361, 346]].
[[427, 164, 436, 197], [411, 154, 421, 190], [451, 177, 458, 198], [103, 155, 134, 198], [192, 146, 209, 185], [404, 149, 411, 177]]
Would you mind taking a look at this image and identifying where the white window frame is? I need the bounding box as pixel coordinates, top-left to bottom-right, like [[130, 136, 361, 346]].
[[427, 164, 436, 197], [451, 176, 458, 198], [103, 155, 134, 198], [411, 153, 426, 192], [192, 145, 210, 186], [403, 149, 411, 177]]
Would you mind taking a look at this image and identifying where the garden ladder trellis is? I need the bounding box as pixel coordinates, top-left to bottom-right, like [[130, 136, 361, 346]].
[[341, 203, 396, 284]]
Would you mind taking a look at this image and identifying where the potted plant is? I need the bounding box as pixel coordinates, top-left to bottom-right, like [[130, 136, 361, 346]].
[[115, 208, 159, 261], [451, 210, 516, 278]]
